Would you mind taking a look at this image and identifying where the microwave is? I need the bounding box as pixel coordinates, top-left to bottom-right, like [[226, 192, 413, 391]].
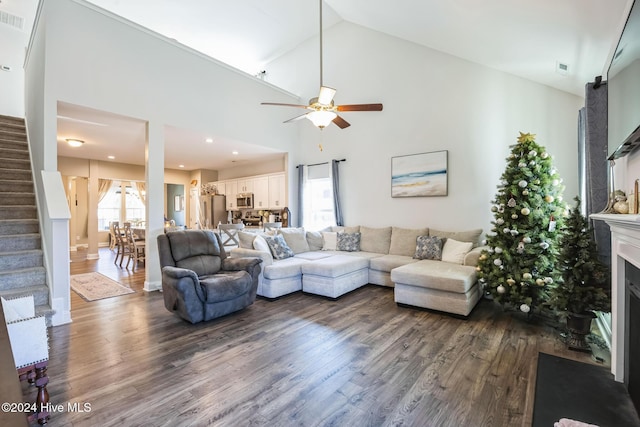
[[236, 193, 254, 209]]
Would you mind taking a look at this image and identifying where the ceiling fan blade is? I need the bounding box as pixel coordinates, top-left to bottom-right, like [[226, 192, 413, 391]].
[[261, 102, 311, 109], [332, 115, 351, 129], [317, 86, 336, 105], [283, 113, 309, 124], [336, 103, 384, 112]]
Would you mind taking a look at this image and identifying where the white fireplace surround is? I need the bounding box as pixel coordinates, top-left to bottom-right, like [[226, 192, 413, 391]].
[[591, 213, 640, 382]]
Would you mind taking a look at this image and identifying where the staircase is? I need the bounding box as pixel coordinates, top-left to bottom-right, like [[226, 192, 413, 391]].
[[0, 115, 53, 325]]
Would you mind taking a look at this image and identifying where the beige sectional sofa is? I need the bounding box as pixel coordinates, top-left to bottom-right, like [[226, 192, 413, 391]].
[[230, 225, 485, 316]]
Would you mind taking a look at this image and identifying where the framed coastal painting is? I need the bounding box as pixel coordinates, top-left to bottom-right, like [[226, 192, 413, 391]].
[[391, 150, 448, 197]]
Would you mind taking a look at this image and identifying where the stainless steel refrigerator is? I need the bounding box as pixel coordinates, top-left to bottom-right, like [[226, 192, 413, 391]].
[[198, 195, 226, 229]]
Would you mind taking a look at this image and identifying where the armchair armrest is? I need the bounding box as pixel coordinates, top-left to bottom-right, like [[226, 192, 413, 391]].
[[464, 246, 488, 267], [222, 257, 263, 277], [161, 266, 206, 303]]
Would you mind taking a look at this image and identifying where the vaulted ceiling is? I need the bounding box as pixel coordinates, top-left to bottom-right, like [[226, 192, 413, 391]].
[[3, 0, 633, 170]]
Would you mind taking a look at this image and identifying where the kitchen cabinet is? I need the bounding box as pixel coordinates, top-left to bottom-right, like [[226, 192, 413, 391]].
[[253, 177, 269, 209], [225, 181, 238, 210], [268, 174, 286, 209], [214, 181, 226, 196], [237, 179, 253, 194]]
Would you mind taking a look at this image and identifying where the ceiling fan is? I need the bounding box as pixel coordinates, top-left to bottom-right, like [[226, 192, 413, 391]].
[[261, 0, 383, 130]]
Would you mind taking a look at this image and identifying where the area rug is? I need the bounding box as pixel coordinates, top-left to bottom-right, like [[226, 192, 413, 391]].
[[70, 272, 135, 301], [532, 352, 639, 426]]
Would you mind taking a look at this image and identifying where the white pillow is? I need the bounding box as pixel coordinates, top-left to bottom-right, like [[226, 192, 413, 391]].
[[441, 238, 473, 264], [253, 234, 271, 253], [322, 231, 337, 250]]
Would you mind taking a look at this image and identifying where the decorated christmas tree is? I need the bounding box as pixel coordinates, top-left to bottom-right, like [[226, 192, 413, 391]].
[[546, 197, 610, 316], [477, 132, 567, 313]]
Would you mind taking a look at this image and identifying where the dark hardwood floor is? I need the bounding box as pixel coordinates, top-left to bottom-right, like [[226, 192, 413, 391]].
[[37, 247, 601, 427]]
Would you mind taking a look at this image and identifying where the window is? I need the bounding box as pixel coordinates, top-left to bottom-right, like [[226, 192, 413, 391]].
[[97, 181, 146, 230], [97, 183, 120, 231], [302, 164, 336, 230]]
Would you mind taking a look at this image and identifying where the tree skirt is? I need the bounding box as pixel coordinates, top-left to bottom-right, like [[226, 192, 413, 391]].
[[70, 272, 135, 301]]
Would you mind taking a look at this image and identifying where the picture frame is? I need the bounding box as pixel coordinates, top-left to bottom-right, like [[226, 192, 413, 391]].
[[391, 150, 448, 197]]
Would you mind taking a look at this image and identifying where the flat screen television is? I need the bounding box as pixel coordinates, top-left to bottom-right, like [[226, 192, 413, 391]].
[[608, 0, 640, 159]]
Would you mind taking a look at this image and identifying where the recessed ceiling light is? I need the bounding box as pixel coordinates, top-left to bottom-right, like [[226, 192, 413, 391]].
[[66, 138, 84, 147], [232, 151, 239, 155], [205, 138, 213, 143], [179, 164, 185, 168], [107, 155, 115, 160]]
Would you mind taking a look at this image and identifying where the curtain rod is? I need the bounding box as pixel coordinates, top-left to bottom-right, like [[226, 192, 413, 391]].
[[296, 159, 346, 168]]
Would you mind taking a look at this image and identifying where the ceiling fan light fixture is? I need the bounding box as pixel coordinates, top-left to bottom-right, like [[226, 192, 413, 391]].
[[307, 110, 337, 128], [66, 138, 84, 147]]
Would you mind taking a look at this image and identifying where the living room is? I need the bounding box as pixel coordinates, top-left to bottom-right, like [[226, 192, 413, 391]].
[[2, 0, 640, 425]]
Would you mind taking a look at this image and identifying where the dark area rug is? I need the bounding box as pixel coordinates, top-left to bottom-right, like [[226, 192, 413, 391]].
[[533, 352, 640, 426]]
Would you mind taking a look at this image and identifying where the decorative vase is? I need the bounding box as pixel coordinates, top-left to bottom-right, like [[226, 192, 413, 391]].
[[566, 311, 595, 352]]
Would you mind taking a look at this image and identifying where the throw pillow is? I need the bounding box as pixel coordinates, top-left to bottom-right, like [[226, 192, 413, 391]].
[[337, 232, 361, 252], [322, 231, 338, 251], [263, 234, 294, 260], [413, 235, 443, 260], [237, 231, 256, 249], [253, 234, 271, 253], [441, 238, 473, 264], [278, 227, 310, 254]]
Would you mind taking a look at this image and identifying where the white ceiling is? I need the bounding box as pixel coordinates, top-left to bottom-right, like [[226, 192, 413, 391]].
[[5, 0, 634, 171]]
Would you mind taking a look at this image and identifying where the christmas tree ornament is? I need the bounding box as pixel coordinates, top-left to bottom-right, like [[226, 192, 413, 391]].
[[544, 277, 553, 284], [519, 162, 527, 168], [517, 242, 525, 253], [545, 195, 555, 203], [523, 272, 532, 280], [506, 278, 516, 286], [496, 218, 504, 225], [481, 239, 487, 245], [536, 278, 544, 286], [512, 214, 518, 219], [508, 197, 517, 207], [479, 254, 487, 261], [518, 180, 528, 188], [503, 228, 511, 234], [523, 236, 531, 243], [510, 229, 519, 236], [539, 242, 550, 250], [495, 247, 503, 253], [541, 152, 549, 159], [494, 259, 502, 266], [522, 189, 529, 196], [521, 207, 530, 215], [498, 205, 505, 213], [552, 179, 559, 186], [497, 285, 506, 294], [491, 205, 498, 212], [529, 150, 538, 157], [529, 160, 536, 166], [520, 304, 531, 313]]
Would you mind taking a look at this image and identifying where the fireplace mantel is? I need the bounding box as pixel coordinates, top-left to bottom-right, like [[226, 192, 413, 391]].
[[591, 213, 640, 382]]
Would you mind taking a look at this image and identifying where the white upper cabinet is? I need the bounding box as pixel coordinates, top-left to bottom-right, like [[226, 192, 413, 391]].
[[268, 174, 286, 209], [253, 177, 269, 209]]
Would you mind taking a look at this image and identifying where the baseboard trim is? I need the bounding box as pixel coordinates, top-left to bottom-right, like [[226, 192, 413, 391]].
[[143, 280, 161, 292]]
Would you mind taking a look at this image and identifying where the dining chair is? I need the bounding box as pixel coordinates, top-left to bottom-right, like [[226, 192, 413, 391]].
[[218, 223, 244, 249], [263, 222, 282, 232], [125, 225, 145, 270], [108, 221, 120, 251], [112, 223, 131, 267]]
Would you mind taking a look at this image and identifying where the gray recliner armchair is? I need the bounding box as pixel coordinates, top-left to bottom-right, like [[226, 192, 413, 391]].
[[157, 229, 262, 323]]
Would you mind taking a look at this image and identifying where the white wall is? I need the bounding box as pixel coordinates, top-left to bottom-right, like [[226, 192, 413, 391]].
[[266, 21, 584, 231], [0, 0, 38, 117]]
